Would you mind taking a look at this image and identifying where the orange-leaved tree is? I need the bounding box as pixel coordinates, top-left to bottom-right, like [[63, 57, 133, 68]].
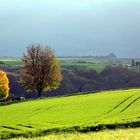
[[20, 44, 62, 98], [0, 70, 9, 98]]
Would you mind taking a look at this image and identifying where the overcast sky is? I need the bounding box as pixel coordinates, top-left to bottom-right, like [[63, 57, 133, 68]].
[[0, 0, 140, 57]]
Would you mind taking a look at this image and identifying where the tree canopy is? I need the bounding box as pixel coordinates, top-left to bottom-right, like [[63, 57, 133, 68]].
[[0, 70, 9, 98], [20, 44, 62, 97]]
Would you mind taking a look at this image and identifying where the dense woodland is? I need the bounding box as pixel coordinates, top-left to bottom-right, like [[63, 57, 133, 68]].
[[2, 64, 140, 98]]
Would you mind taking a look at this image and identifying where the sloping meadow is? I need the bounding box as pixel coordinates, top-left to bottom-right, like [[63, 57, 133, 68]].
[[0, 89, 140, 139]]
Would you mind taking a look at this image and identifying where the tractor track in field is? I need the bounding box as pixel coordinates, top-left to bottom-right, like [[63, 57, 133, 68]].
[[121, 96, 140, 112], [106, 94, 136, 114], [1, 125, 21, 130], [14, 105, 58, 122]]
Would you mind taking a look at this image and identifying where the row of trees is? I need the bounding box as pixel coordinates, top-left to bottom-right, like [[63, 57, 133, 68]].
[[7, 64, 140, 98], [0, 45, 62, 99]]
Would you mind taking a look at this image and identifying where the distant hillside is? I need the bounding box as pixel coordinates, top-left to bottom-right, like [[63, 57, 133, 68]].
[[1, 88, 140, 139]]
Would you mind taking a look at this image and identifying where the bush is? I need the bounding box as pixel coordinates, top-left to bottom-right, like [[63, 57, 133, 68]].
[[0, 70, 9, 98]]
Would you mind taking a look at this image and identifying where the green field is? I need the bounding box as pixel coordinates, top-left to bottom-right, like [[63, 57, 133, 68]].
[[0, 58, 106, 72], [1, 89, 140, 139], [2, 57, 140, 73], [0, 59, 23, 68]]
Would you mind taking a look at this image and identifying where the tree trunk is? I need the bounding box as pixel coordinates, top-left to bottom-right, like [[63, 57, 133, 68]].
[[37, 89, 42, 98], [38, 92, 41, 98]]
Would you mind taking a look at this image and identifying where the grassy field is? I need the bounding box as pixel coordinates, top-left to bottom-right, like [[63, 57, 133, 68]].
[[0, 58, 23, 68], [0, 58, 106, 72], [11, 128, 140, 140], [1, 88, 140, 139], [1, 57, 140, 72]]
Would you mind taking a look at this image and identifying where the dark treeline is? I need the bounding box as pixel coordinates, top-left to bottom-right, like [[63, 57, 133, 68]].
[[5, 65, 140, 98]]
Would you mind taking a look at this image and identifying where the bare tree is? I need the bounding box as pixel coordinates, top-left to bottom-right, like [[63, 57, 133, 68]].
[[20, 44, 62, 97]]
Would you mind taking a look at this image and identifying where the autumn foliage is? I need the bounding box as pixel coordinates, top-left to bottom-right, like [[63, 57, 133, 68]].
[[20, 44, 62, 97], [0, 70, 9, 98]]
